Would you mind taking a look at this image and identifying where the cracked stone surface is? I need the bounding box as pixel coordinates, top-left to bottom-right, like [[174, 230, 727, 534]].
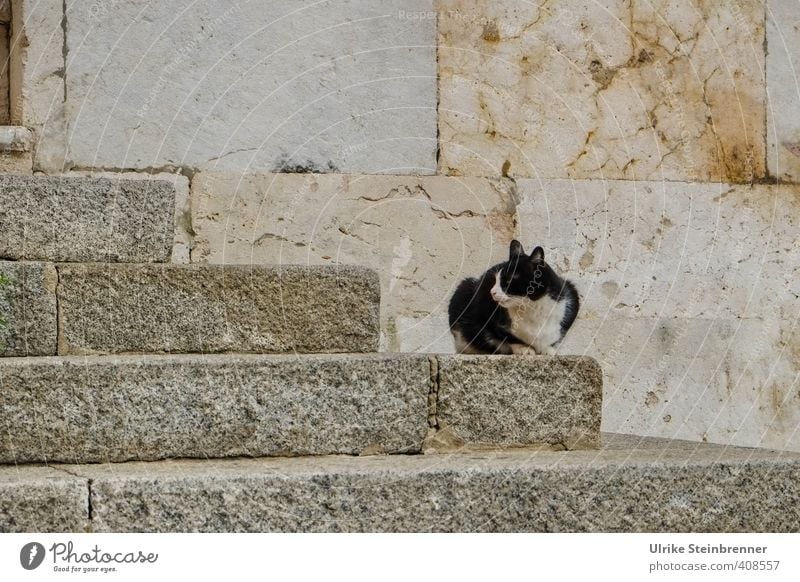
[[516, 179, 800, 452], [767, 1, 800, 183], [0, 176, 175, 262], [52, 0, 437, 174], [439, 0, 766, 182], [45, 437, 800, 532], [0, 354, 430, 463], [191, 172, 518, 351], [0, 262, 57, 356], [435, 355, 602, 449], [57, 264, 380, 354]]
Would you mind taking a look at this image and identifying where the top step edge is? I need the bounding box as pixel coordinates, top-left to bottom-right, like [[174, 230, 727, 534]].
[[0, 176, 177, 264]]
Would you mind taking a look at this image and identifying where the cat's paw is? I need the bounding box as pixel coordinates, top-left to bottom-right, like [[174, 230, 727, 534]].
[[511, 343, 538, 356], [532, 344, 557, 356]]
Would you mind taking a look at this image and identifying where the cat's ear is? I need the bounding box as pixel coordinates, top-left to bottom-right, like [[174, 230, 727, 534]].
[[530, 246, 545, 262], [509, 240, 525, 257]]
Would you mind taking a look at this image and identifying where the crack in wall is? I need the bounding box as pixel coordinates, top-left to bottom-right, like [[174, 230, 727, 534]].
[[427, 355, 439, 429], [54, 264, 61, 355], [48, 464, 93, 530], [435, 7, 441, 171]]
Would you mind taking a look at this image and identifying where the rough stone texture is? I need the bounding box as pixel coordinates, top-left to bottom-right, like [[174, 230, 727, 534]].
[[191, 172, 518, 350], [435, 356, 602, 449], [57, 263, 381, 354], [0, 465, 88, 533], [47, 0, 437, 175], [0, 176, 175, 262], [65, 170, 192, 263], [516, 179, 800, 452], [0, 354, 430, 463], [0, 262, 57, 356], [60, 437, 800, 532], [439, 0, 766, 182], [767, 1, 800, 182]]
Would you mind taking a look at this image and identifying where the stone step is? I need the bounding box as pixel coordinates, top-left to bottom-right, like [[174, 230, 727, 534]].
[[432, 355, 602, 450], [0, 354, 600, 464], [0, 354, 602, 463], [0, 353, 429, 464], [0, 176, 175, 263], [0, 262, 57, 356], [0, 262, 381, 356], [2, 435, 798, 532]]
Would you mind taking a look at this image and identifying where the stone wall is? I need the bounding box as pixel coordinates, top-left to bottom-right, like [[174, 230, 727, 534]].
[[7, 0, 800, 450]]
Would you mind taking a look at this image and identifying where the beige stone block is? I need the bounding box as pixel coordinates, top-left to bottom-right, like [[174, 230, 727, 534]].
[[14, 0, 67, 171], [767, 1, 800, 182], [516, 179, 800, 321], [439, 0, 766, 182], [191, 172, 518, 347], [390, 314, 454, 353], [560, 316, 800, 452]]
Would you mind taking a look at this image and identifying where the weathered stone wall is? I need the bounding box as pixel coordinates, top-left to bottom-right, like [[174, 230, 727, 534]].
[[516, 179, 800, 451], [18, 0, 437, 174], [439, 0, 767, 182], [7, 1, 800, 450]]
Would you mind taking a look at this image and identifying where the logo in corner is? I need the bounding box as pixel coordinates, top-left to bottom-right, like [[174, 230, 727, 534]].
[[20, 542, 46, 570]]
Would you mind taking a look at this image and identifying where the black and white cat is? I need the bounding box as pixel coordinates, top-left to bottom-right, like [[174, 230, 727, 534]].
[[448, 240, 579, 355]]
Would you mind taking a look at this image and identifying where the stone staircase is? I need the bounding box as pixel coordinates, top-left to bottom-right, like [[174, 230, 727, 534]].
[[1, 176, 799, 532]]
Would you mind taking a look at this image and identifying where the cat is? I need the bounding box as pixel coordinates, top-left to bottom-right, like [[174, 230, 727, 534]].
[[448, 240, 579, 355]]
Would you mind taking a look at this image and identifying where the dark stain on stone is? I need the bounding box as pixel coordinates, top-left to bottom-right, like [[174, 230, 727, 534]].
[[275, 156, 339, 174], [657, 323, 672, 345], [482, 21, 500, 42], [589, 59, 617, 90]]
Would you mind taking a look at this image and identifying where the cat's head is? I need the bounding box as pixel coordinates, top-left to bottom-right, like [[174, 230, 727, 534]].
[[490, 240, 554, 307]]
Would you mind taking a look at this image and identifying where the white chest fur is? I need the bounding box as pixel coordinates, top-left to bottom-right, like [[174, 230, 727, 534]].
[[506, 294, 565, 354], [489, 271, 566, 354]]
